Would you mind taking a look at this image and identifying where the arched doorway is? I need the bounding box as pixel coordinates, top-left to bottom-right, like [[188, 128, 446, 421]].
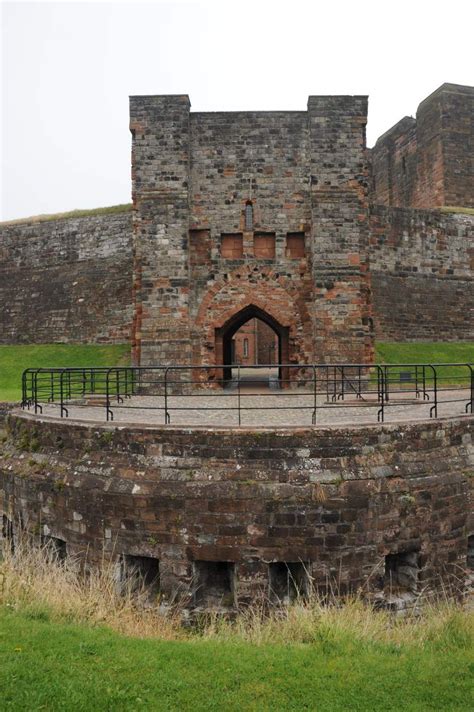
[[215, 305, 289, 387]]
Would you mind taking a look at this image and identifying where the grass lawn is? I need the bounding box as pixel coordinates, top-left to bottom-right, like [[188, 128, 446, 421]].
[[376, 343, 474, 387], [376, 342, 474, 365], [0, 342, 472, 403], [0, 607, 472, 712], [0, 344, 130, 402]]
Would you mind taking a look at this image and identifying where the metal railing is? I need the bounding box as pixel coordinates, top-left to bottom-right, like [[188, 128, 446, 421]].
[[20, 363, 474, 426]]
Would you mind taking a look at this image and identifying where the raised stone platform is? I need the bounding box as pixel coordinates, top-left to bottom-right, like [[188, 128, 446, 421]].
[[1, 410, 472, 608], [27, 387, 473, 428]]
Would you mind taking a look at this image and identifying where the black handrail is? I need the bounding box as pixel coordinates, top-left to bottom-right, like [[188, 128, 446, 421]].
[[20, 362, 474, 427]]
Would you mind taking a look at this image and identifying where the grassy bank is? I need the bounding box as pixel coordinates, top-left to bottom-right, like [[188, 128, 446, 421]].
[[0, 203, 132, 226], [376, 342, 474, 365], [0, 343, 130, 401], [1, 606, 472, 711], [0, 542, 473, 711]]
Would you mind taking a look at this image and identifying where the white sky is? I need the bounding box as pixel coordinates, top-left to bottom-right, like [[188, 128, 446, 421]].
[[1, 0, 473, 221]]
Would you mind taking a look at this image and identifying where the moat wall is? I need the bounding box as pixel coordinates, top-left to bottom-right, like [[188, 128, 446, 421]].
[[0, 211, 133, 344], [1, 412, 472, 606]]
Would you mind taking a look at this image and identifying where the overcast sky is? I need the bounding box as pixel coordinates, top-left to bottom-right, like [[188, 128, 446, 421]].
[[1, 0, 473, 221]]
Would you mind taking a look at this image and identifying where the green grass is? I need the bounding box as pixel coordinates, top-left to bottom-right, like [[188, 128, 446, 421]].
[[0, 607, 472, 712], [1, 342, 472, 402], [376, 342, 474, 386], [0, 344, 130, 402], [376, 342, 474, 364], [440, 206, 474, 216], [0, 203, 132, 226]]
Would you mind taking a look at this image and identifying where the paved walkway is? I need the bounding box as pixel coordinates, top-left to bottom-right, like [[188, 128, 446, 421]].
[[27, 387, 473, 428]]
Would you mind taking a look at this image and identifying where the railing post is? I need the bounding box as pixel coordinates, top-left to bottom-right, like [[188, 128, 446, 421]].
[[429, 366, 438, 418], [33, 370, 38, 414], [377, 366, 384, 423], [164, 367, 170, 424], [466, 364, 474, 414], [106, 369, 114, 421], [339, 366, 345, 401], [21, 369, 27, 408], [48, 370, 55, 403], [116, 369, 123, 404], [237, 365, 241, 426], [60, 370, 68, 418], [312, 365, 317, 425], [33, 369, 43, 414]]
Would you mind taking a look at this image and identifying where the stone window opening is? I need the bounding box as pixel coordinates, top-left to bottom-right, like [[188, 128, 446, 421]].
[[120, 554, 160, 599], [243, 338, 249, 358], [467, 535, 474, 570], [1, 515, 14, 554], [41, 534, 67, 562], [269, 561, 310, 604], [384, 551, 420, 592], [244, 201, 253, 231], [286, 233, 305, 259], [193, 561, 235, 608]]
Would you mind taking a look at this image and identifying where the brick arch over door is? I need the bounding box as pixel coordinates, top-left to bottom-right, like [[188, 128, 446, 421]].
[[193, 266, 312, 373]]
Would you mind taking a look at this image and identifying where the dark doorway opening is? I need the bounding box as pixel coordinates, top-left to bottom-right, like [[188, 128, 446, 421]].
[[193, 561, 235, 608], [215, 305, 289, 387], [269, 561, 310, 604]]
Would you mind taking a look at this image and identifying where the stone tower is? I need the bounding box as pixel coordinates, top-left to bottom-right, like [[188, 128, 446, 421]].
[[130, 94, 373, 373]]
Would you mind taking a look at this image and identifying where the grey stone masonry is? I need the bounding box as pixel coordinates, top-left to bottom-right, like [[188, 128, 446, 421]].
[[130, 94, 373, 368], [0, 211, 132, 344]]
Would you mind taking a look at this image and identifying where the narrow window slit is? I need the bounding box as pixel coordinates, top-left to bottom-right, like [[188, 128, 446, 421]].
[[245, 201, 253, 231]]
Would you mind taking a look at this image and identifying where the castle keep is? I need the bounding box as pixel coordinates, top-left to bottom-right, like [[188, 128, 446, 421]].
[[0, 83, 473, 609]]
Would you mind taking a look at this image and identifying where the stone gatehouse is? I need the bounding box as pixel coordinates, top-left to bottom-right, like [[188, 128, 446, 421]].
[[130, 95, 374, 371]]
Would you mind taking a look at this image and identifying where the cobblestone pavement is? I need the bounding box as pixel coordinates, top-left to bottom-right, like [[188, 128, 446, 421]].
[[29, 387, 473, 428]]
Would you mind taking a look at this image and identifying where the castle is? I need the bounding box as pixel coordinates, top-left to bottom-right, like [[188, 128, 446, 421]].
[[0, 82, 473, 365], [0, 83, 473, 608]]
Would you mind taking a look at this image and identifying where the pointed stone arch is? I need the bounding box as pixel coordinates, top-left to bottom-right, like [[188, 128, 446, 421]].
[[215, 303, 289, 383], [193, 266, 312, 385]]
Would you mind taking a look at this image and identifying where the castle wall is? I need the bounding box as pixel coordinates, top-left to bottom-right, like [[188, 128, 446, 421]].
[[371, 83, 474, 209], [370, 206, 474, 341], [0, 86, 471, 355], [1, 412, 471, 605], [0, 212, 133, 344], [0, 202, 471, 350]]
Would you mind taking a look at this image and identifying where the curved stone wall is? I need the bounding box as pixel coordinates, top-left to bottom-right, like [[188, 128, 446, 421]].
[[0, 412, 472, 607]]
